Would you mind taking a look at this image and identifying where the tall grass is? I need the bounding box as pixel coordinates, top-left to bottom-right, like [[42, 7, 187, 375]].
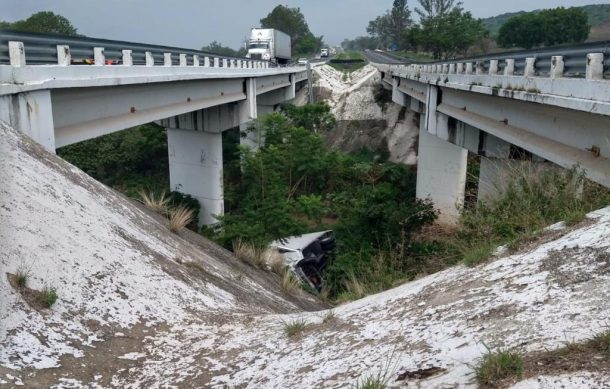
[[139, 190, 170, 215], [456, 161, 610, 265], [168, 205, 194, 233]]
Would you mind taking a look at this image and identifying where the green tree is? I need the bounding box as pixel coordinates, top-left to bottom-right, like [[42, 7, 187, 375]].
[[367, 0, 413, 49], [415, 0, 462, 20], [260, 5, 323, 56], [498, 7, 589, 49], [411, 8, 487, 59], [9, 11, 78, 36], [201, 41, 246, 57]]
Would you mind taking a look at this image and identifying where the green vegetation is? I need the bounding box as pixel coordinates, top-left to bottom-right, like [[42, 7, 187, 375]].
[[201, 41, 246, 57], [592, 330, 610, 356], [283, 318, 308, 338], [474, 347, 524, 386], [204, 103, 438, 299], [38, 286, 58, 308], [351, 376, 388, 389], [482, 4, 610, 38], [454, 161, 609, 266], [15, 266, 30, 288], [367, 0, 413, 50], [498, 7, 589, 49], [330, 51, 367, 73], [260, 5, 324, 57], [0, 11, 79, 36]]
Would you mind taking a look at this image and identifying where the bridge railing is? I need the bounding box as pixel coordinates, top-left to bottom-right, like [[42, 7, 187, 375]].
[[375, 41, 610, 79], [0, 30, 273, 69]]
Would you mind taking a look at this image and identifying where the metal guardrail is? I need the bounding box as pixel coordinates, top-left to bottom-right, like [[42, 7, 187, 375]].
[[369, 41, 610, 78], [0, 30, 272, 67]]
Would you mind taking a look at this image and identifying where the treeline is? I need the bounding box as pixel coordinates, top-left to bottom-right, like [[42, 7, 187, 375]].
[[0, 11, 79, 36], [343, 1, 591, 58]]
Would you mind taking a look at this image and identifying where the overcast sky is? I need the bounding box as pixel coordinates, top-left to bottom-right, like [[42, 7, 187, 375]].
[[3, 0, 609, 48]]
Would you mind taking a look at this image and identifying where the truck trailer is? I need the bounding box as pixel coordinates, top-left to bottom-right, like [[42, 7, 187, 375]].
[[246, 28, 291, 65]]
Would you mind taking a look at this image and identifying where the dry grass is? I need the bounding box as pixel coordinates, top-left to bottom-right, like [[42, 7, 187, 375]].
[[233, 240, 266, 268], [344, 272, 366, 300], [281, 268, 302, 295], [138, 190, 169, 215], [269, 252, 286, 275], [168, 205, 194, 233]]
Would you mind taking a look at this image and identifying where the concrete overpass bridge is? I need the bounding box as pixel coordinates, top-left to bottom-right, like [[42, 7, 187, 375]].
[[368, 43, 610, 224], [0, 31, 309, 225]]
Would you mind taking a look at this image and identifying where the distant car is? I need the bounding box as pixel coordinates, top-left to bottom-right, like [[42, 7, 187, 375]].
[[297, 58, 308, 65]]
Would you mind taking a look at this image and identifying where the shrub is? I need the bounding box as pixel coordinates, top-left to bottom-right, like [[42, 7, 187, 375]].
[[168, 191, 200, 230], [38, 286, 58, 308], [15, 265, 30, 288], [168, 205, 195, 233], [233, 239, 266, 268], [139, 190, 169, 215], [474, 347, 524, 386], [284, 318, 307, 338], [322, 310, 336, 323]]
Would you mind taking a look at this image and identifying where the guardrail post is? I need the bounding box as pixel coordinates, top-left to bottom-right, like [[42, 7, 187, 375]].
[[57, 45, 71, 66], [586, 53, 604, 80], [9, 41, 26, 66], [94, 47, 105, 65], [524, 57, 536, 77], [550, 56, 564, 79], [222, 59, 228, 68], [448, 63, 456, 74], [442, 64, 448, 74], [193, 55, 200, 66], [164, 53, 172, 66], [145, 52, 154, 66], [237, 59, 242, 68], [465, 62, 473, 75], [476, 61, 485, 75], [504, 59, 515, 76], [179, 54, 187, 66], [214, 58, 220, 67], [456, 63, 464, 74], [122, 50, 133, 66], [204, 56, 210, 67], [489, 60, 498, 75]]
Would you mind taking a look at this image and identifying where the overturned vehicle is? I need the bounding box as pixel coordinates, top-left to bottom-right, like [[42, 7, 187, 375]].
[[270, 231, 336, 291]]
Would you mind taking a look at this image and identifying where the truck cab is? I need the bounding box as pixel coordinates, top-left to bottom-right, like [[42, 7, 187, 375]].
[[270, 231, 336, 291], [246, 28, 291, 65], [320, 48, 329, 58]]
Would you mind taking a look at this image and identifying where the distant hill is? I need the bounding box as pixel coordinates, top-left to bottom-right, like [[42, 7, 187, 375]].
[[482, 4, 610, 41]]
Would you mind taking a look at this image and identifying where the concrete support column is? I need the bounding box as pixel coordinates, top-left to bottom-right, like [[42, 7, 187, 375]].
[[416, 113, 468, 225], [0, 90, 56, 152], [239, 78, 262, 151], [167, 129, 224, 226]]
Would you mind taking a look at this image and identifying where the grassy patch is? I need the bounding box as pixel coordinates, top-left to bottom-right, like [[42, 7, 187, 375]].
[[451, 162, 610, 266], [591, 330, 610, 355], [281, 268, 302, 295], [37, 286, 58, 308], [351, 376, 388, 389], [15, 265, 31, 288], [283, 318, 307, 338], [474, 347, 524, 387]]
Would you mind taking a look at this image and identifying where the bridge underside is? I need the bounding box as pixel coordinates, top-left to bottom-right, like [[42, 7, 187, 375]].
[[384, 70, 610, 225]]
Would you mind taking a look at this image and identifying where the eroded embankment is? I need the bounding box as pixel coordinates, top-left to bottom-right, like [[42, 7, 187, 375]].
[[2, 120, 610, 388], [313, 64, 418, 165]]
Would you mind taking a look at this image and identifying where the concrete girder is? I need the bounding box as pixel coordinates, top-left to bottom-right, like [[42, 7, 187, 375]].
[[52, 78, 246, 148], [0, 91, 56, 152]]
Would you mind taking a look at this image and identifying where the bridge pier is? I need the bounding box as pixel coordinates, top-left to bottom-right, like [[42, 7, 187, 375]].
[[167, 128, 224, 226], [415, 111, 468, 225]]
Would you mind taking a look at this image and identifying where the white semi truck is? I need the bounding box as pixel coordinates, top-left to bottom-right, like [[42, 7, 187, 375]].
[[246, 28, 291, 65]]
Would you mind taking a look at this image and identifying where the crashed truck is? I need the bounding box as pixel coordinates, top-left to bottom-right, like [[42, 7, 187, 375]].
[[270, 231, 336, 291]]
